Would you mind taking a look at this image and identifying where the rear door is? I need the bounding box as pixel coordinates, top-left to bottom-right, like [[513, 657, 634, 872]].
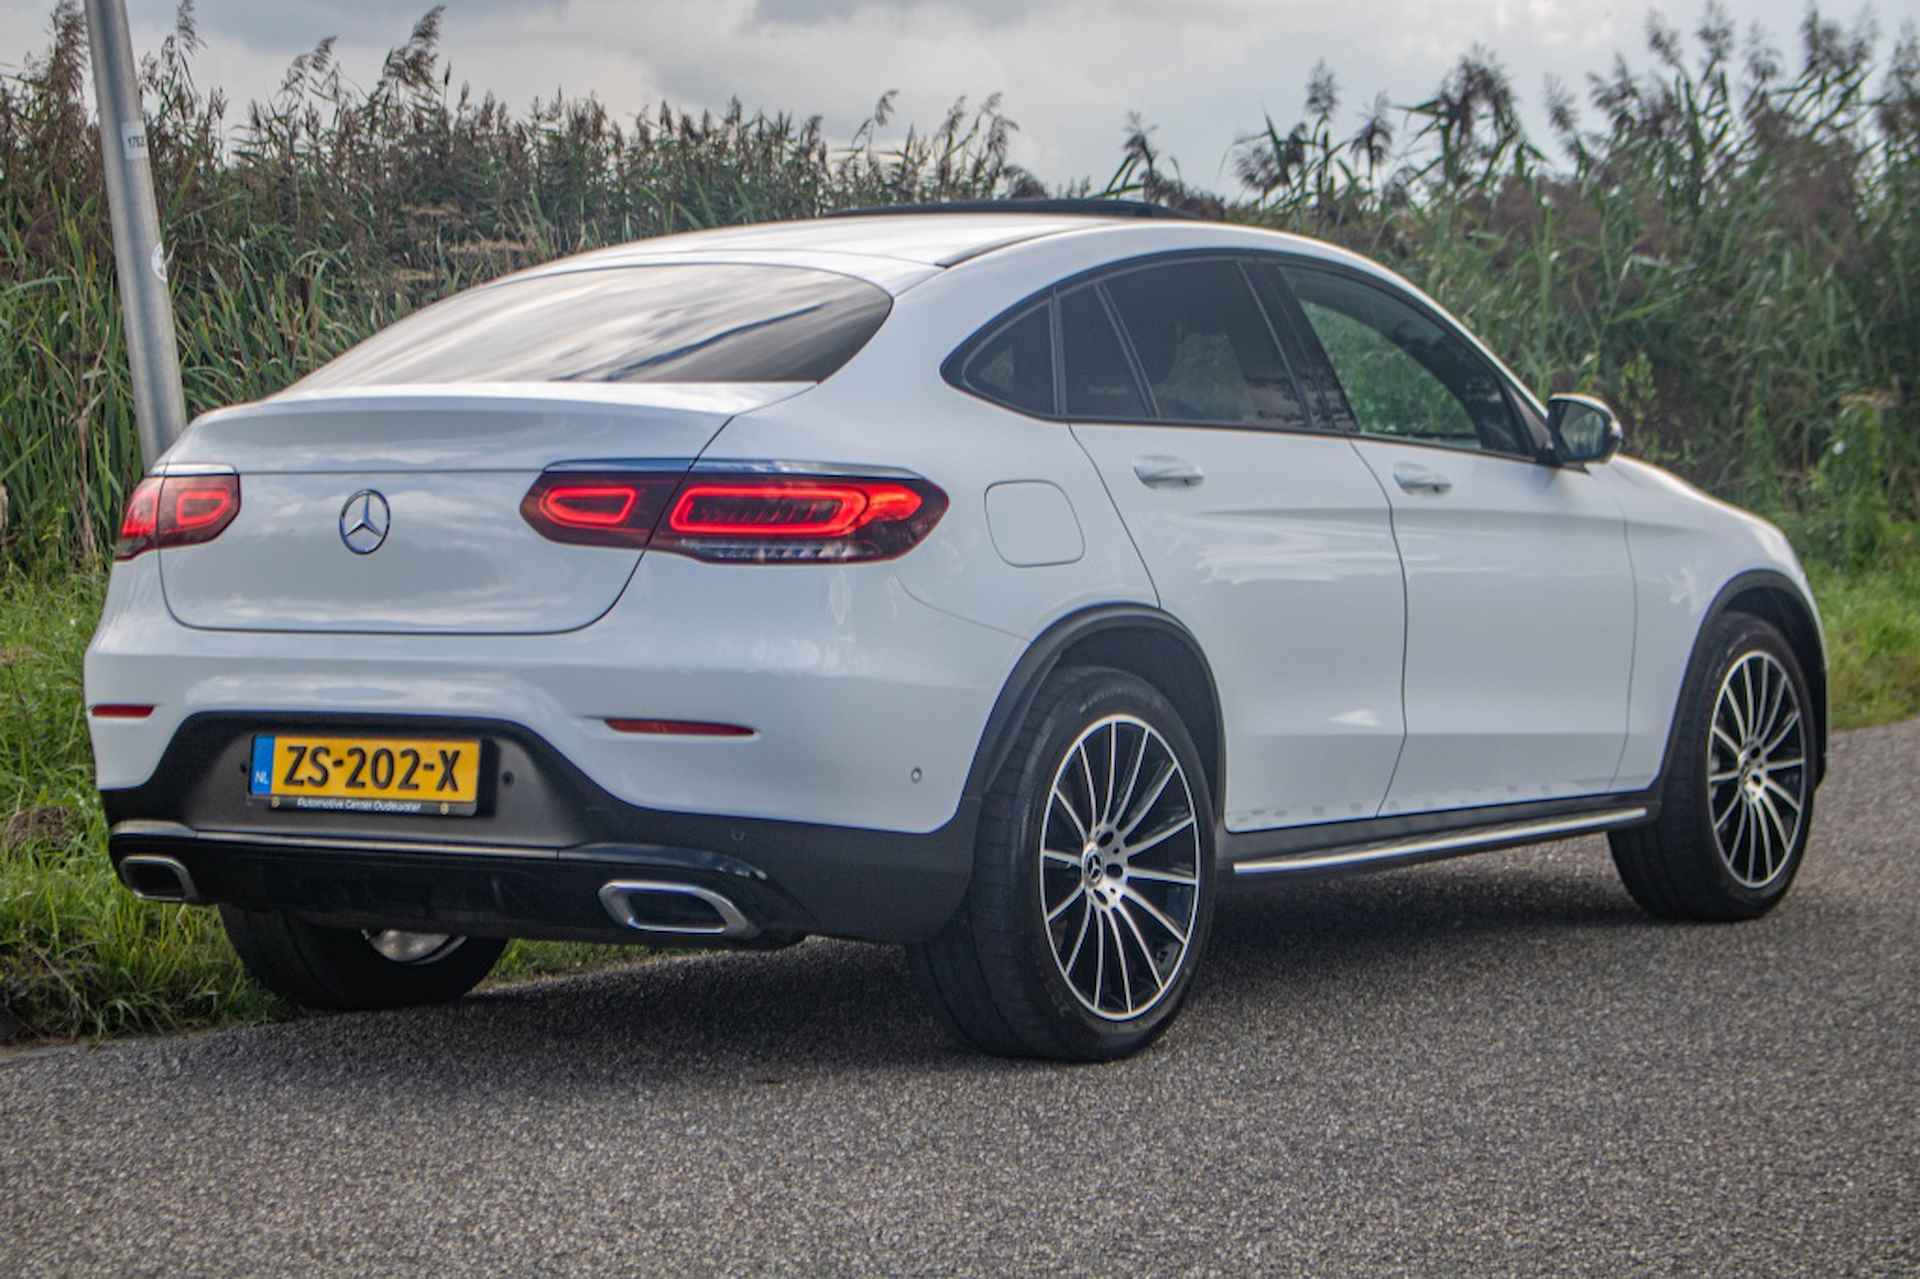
[[1065, 257, 1407, 832], [1269, 261, 1635, 815]]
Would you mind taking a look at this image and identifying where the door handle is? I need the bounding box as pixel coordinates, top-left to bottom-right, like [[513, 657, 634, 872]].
[[1133, 456, 1205, 489], [1392, 463, 1452, 495]]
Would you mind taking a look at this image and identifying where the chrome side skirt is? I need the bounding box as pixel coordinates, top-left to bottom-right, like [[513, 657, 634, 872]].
[[1231, 806, 1650, 878]]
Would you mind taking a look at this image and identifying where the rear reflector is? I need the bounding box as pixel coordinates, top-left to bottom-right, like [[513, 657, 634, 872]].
[[116, 473, 241, 560], [522, 469, 947, 563], [90, 704, 155, 719], [605, 718, 754, 737]]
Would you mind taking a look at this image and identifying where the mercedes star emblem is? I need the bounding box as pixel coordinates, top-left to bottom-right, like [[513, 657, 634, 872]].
[[338, 489, 391, 555]]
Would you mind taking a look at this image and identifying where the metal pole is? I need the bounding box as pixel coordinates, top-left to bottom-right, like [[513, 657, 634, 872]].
[[84, 0, 187, 467]]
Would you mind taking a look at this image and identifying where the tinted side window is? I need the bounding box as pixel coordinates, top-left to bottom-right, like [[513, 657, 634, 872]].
[[297, 264, 892, 389], [1103, 260, 1309, 429], [1060, 284, 1147, 419], [1245, 261, 1356, 432], [1283, 268, 1530, 455], [959, 302, 1055, 415]]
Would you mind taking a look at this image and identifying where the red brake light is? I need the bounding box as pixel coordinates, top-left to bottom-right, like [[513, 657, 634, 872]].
[[116, 479, 162, 559], [658, 477, 940, 561], [520, 473, 679, 548], [541, 485, 639, 528], [115, 474, 240, 560], [90, 703, 155, 719], [667, 481, 923, 539], [522, 469, 947, 563], [170, 483, 236, 532]]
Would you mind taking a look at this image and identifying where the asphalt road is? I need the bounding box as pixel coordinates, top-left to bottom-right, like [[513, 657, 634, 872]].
[[5, 720, 1917, 1277]]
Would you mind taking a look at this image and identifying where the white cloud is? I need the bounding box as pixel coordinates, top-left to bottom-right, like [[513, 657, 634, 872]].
[[1, 0, 1835, 189]]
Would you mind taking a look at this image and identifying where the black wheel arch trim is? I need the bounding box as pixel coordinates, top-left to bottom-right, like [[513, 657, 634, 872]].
[[962, 604, 1228, 821], [1656, 567, 1829, 789]]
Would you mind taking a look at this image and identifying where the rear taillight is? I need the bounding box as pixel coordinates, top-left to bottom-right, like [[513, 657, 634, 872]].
[[519, 473, 680, 548], [660, 476, 945, 562], [116, 480, 160, 557], [521, 470, 947, 564], [116, 473, 241, 560]]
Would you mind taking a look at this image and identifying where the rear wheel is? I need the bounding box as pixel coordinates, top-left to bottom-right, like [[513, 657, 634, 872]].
[[909, 666, 1215, 1061], [1610, 613, 1816, 920], [219, 905, 506, 1010]]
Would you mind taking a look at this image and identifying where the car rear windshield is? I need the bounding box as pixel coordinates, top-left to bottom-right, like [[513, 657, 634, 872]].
[[295, 264, 893, 389]]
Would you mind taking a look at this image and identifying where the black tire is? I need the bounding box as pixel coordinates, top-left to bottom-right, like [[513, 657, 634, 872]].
[[1610, 612, 1817, 921], [218, 905, 506, 1010], [909, 665, 1216, 1061]]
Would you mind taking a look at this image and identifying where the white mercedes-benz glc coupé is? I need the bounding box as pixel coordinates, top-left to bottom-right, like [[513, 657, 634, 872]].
[[87, 201, 1825, 1060]]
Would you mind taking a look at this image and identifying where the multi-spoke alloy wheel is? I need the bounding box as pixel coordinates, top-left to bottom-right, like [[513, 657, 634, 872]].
[[1706, 650, 1808, 889], [220, 905, 505, 1010], [1609, 614, 1817, 922], [1038, 715, 1201, 1021], [907, 665, 1215, 1060]]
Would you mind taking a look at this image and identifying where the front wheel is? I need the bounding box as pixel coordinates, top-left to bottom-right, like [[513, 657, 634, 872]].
[[219, 905, 506, 1010], [909, 666, 1216, 1061], [1610, 613, 1816, 920]]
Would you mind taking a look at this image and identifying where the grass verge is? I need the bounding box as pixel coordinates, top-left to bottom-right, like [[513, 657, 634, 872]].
[[5, 534, 1918, 1043], [1806, 533, 1920, 732]]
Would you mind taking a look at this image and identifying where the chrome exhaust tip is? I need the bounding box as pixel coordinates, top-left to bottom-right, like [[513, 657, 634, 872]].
[[117, 854, 203, 904], [598, 880, 760, 940]]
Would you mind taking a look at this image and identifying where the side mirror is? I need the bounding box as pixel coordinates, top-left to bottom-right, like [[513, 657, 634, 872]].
[[1547, 394, 1624, 465]]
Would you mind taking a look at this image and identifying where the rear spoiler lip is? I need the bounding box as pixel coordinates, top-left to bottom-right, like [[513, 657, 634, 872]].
[[157, 382, 817, 473], [149, 460, 237, 477], [256, 380, 814, 415]]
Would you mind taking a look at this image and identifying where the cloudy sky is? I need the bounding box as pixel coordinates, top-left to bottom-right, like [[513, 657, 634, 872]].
[[3, 0, 1884, 188]]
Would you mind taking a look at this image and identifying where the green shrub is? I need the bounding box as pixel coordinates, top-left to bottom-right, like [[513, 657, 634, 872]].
[[2, 4, 1917, 579]]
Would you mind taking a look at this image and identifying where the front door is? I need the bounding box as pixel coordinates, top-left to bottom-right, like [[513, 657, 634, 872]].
[[1063, 257, 1408, 832], [1274, 262, 1636, 816]]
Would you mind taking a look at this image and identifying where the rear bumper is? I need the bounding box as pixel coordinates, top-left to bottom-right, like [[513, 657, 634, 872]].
[[86, 550, 1024, 835], [102, 713, 977, 945]]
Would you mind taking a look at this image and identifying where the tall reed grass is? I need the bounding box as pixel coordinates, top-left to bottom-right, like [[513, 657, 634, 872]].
[[2, 1, 1915, 577]]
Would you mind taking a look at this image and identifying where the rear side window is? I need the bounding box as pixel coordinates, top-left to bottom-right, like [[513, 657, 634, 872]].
[[958, 302, 1055, 415], [296, 265, 892, 389], [1103, 260, 1310, 429], [1060, 285, 1147, 419]]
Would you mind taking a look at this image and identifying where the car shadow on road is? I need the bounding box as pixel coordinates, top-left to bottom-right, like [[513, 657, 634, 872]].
[[213, 847, 1668, 1092]]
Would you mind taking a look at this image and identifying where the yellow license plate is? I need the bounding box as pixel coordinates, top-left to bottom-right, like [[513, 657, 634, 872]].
[[249, 734, 481, 816]]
